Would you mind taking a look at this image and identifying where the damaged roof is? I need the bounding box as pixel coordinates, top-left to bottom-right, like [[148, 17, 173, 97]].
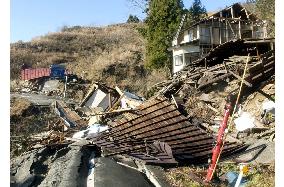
[[174, 3, 261, 43], [91, 96, 246, 165]]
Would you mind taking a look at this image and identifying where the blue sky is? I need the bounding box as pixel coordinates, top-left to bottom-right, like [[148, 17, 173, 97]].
[[11, 0, 242, 42]]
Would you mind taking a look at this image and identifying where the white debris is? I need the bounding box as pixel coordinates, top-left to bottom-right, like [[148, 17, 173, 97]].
[[88, 115, 101, 126], [41, 80, 60, 92], [72, 123, 109, 139], [234, 112, 255, 131], [87, 152, 96, 187], [262, 99, 275, 114]]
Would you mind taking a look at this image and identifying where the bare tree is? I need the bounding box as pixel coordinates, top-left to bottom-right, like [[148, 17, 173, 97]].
[[127, 0, 149, 13]]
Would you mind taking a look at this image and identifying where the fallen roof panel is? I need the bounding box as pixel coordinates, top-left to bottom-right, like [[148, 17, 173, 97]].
[[91, 96, 246, 165]]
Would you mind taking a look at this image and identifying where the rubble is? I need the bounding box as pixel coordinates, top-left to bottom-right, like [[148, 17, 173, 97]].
[[79, 83, 120, 111], [72, 123, 109, 140], [54, 100, 86, 128], [234, 112, 255, 131], [10, 37, 275, 186]]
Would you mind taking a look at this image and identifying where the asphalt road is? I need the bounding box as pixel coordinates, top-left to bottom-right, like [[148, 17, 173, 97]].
[[93, 157, 154, 187], [10, 92, 77, 106]]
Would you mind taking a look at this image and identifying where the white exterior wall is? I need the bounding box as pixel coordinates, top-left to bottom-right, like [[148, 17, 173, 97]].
[[85, 89, 110, 110], [172, 45, 200, 74], [179, 27, 200, 45], [197, 25, 200, 37], [181, 31, 189, 44], [172, 39, 178, 46]]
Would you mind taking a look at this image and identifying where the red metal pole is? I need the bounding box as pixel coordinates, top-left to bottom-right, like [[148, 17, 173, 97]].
[[205, 100, 232, 182]]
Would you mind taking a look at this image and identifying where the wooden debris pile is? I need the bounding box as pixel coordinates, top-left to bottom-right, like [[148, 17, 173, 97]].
[[13, 39, 275, 169], [152, 48, 274, 124], [54, 100, 87, 128]]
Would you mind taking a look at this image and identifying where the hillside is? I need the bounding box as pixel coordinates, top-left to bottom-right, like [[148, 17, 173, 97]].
[[10, 23, 168, 96]]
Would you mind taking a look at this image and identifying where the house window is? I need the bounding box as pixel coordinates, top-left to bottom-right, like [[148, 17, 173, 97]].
[[200, 26, 211, 44], [184, 53, 191, 65], [184, 53, 200, 65], [188, 29, 193, 41], [174, 55, 183, 66]]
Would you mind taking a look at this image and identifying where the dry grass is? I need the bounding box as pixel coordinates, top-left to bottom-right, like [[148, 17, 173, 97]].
[[165, 163, 274, 187], [10, 23, 166, 98], [10, 98, 32, 117], [10, 98, 60, 157], [246, 163, 275, 187], [166, 167, 202, 187], [10, 23, 171, 155]]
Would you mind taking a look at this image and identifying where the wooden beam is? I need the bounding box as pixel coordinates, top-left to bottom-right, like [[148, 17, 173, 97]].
[[228, 70, 252, 87], [225, 20, 228, 42], [90, 108, 136, 116], [171, 95, 178, 109], [239, 20, 241, 39], [231, 7, 234, 18], [251, 21, 254, 38], [210, 26, 213, 48], [108, 93, 125, 112], [244, 8, 249, 20], [108, 93, 112, 109], [115, 86, 124, 96]]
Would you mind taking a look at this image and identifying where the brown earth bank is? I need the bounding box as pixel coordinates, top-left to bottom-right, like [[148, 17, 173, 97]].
[[10, 23, 169, 97]]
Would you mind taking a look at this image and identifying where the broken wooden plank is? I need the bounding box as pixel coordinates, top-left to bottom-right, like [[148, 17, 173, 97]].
[[90, 108, 136, 116], [229, 70, 252, 87]]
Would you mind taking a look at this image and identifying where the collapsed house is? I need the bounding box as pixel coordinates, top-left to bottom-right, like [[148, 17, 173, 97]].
[[79, 83, 120, 112], [171, 3, 271, 73], [11, 49, 275, 185], [80, 83, 144, 112], [11, 3, 275, 186]]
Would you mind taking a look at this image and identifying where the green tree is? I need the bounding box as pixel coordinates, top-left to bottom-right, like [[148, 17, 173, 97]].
[[243, 0, 275, 37], [144, 0, 185, 69], [182, 0, 207, 31], [187, 0, 207, 25], [127, 14, 140, 23], [127, 0, 149, 13], [255, 0, 275, 37]]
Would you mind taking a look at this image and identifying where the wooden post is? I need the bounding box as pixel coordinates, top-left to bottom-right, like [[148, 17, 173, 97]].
[[231, 7, 234, 18], [270, 41, 274, 50], [210, 26, 213, 48], [225, 19, 228, 42], [108, 93, 112, 109], [63, 75, 68, 98], [219, 18, 222, 44], [239, 20, 241, 39], [251, 21, 254, 38], [263, 23, 267, 38]]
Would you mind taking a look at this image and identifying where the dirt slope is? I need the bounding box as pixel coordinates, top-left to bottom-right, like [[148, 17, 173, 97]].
[[11, 23, 168, 96]]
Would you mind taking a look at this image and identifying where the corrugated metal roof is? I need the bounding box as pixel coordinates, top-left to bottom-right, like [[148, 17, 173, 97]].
[[91, 96, 246, 165], [21, 68, 72, 81], [21, 68, 50, 81]]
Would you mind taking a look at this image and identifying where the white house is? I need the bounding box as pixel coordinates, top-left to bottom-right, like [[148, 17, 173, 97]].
[[171, 3, 268, 74]]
